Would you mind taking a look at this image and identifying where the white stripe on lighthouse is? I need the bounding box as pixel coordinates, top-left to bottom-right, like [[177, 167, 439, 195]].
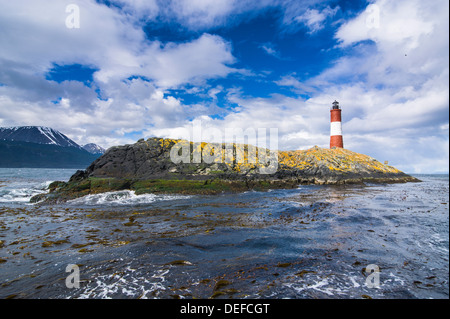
[[330, 121, 342, 136]]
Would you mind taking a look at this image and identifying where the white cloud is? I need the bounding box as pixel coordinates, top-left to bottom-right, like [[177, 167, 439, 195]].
[[259, 42, 291, 60], [0, 75, 189, 146], [0, 0, 145, 72], [294, 6, 338, 33], [261, 44, 278, 57], [0, 0, 241, 147], [110, 0, 159, 20], [333, 0, 447, 87], [336, 1, 434, 48], [141, 34, 238, 88], [91, 33, 238, 88], [164, 0, 238, 29], [274, 74, 318, 94], [0, 0, 239, 88]]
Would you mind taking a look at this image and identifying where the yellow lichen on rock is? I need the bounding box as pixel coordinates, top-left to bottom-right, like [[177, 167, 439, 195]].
[[151, 138, 401, 175], [277, 146, 401, 174]]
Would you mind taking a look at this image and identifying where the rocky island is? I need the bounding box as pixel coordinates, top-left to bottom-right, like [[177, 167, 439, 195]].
[[32, 137, 420, 203]]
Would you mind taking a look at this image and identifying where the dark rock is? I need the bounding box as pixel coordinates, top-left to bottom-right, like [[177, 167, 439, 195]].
[[69, 170, 89, 182]]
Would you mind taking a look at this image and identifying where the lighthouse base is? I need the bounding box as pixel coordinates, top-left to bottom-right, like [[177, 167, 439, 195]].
[[330, 135, 344, 149]]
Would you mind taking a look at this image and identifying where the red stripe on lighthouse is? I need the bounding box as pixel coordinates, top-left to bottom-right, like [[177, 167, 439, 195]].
[[330, 109, 341, 122], [330, 101, 344, 149]]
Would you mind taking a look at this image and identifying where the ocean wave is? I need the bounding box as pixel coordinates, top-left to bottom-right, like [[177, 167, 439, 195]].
[[0, 180, 53, 203], [67, 190, 191, 206]]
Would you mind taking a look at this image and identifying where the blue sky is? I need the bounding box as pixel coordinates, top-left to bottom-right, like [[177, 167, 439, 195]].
[[0, 0, 448, 173]]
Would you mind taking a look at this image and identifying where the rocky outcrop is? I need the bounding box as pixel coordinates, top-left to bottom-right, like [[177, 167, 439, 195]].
[[33, 137, 420, 203], [77, 137, 416, 183]]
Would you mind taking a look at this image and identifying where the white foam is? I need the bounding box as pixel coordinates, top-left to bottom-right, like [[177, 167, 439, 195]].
[[0, 185, 48, 203], [67, 190, 190, 206], [349, 276, 361, 288], [77, 266, 170, 299]]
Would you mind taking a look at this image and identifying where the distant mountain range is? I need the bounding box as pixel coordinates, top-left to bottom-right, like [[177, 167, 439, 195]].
[[82, 143, 106, 155], [0, 126, 105, 168]]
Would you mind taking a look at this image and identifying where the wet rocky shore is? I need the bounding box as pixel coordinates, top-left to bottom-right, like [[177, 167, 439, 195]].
[[1, 175, 448, 299]]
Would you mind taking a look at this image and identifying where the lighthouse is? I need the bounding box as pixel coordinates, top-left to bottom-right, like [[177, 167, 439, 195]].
[[330, 100, 344, 149]]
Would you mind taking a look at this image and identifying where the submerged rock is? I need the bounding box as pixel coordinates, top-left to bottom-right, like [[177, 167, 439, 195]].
[[32, 137, 420, 203]]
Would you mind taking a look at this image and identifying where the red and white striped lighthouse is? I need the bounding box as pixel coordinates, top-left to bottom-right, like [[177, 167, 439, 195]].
[[330, 100, 344, 149]]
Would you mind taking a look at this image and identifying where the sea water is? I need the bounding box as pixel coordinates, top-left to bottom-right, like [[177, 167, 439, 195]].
[[0, 168, 448, 299]]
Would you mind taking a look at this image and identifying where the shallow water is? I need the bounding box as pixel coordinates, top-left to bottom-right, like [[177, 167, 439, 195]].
[[0, 169, 448, 299]]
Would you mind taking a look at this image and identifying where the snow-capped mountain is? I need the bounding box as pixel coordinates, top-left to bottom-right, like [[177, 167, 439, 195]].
[[83, 143, 105, 155], [0, 126, 81, 148], [0, 126, 102, 168]]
